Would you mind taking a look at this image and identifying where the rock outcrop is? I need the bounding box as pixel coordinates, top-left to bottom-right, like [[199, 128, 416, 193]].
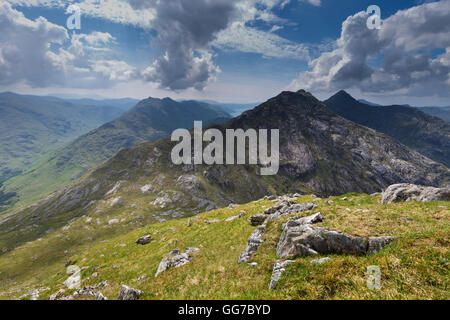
[[117, 285, 142, 300], [277, 223, 394, 259], [155, 248, 199, 277], [238, 225, 266, 264], [381, 184, 450, 204], [269, 260, 294, 290]]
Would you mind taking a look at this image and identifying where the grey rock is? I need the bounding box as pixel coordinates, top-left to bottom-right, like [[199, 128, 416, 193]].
[[277, 223, 395, 259], [238, 225, 266, 264], [310, 257, 331, 265], [109, 196, 123, 207], [381, 184, 450, 204], [269, 260, 294, 289], [155, 248, 199, 277], [136, 234, 153, 245], [248, 214, 267, 226], [94, 292, 108, 300], [117, 285, 142, 300]]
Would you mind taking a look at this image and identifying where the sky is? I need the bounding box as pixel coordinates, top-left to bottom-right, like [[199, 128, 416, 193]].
[[0, 0, 449, 106]]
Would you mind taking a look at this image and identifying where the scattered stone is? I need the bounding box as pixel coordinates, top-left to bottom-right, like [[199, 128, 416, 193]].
[[94, 292, 108, 300], [227, 203, 238, 209], [109, 196, 123, 207], [117, 285, 142, 300], [248, 262, 258, 267], [341, 197, 348, 200], [248, 214, 267, 226], [226, 211, 246, 222], [20, 288, 48, 300], [382, 184, 450, 204], [131, 204, 138, 209], [108, 219, 119, 225], [48, 289, 65, 300], [187, 218, 197, 227], [310, 257, 331, 265], [205, 219, 220, 224], [268, 202, 318, 221], [136, 234, 153, 245], [238, 225, 266, 264], [155, 248, 199, 277], [141, 184, 155, 193], [136, 275, 147, 282], [325, 200, 334, 205], [269, 260, 294, 290], [2, 247, 8, 253], [105, 181, 122, 196], [277, 220, 395, 259], [91, 272, 98, 278]]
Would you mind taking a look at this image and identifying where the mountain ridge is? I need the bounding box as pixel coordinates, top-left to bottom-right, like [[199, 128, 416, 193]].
[[1, 89, 447, 255], [324, 91, 450, 167]]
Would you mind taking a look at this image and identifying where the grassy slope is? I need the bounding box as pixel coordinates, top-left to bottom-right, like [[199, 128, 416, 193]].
[[0, 99, 230, 215], [0, 194, 448, 300]]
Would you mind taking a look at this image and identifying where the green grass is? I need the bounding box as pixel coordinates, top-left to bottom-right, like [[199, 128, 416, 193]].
[[0, 194, 448, 300]]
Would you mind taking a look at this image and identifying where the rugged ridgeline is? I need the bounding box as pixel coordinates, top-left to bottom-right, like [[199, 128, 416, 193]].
[[0, 90, 448, 254], [325, 91, 450, 167], [417, 106, 450, 123], [0, 92, 126, 184], [0, 98, 231, 212]]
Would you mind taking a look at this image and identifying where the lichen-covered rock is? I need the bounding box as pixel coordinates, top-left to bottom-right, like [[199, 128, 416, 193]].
[[381, 184, 450, 204], [277, 223, 394, 259], [155, 248, 199, 277], [269, 260, 294, 289], [117, 285, 142, 300], [136, 234, 153, 245], [238, 225, 266, 264]]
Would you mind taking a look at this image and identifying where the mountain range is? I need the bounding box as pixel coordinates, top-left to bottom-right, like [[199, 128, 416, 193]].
[[0, 98, 230, 212], [325, 91, 450, 167], [1, 89, 447, 255]]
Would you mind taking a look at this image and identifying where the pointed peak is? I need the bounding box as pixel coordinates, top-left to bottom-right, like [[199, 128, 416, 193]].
[[326, 90, 358, 103]]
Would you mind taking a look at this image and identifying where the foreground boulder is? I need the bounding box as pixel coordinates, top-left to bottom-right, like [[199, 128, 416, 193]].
[[238, 225, 266, 264], [117, 285, 142, 300], [381, 184, 450, 204], [155, 248, 199, 277], [277, 223, 394, 259]]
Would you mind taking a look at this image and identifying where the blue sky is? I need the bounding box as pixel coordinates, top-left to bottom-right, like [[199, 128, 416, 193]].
[[1, 0, 449, 105]]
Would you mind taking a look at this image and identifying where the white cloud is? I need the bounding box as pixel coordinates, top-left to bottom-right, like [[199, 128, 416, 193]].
[[289, 0, 450, 97], [0, 2, 136, 88], [214, 22, 309, 60]]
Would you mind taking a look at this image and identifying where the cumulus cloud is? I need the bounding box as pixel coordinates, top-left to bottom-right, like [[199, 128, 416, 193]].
[[125, 0, 239, 91], [128, 0, 315, 90], [289, 0, 450, 97], [0, 2, 136, 88]]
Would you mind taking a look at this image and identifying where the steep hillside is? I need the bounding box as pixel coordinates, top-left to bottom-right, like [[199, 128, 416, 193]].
[[325, 91, 450, 167], [418, 106, 450, 122], [1, 90, 447, 255], [0, 193, 448, 300], [0, 92, 125, 184], [0, 98, 231, 212]]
